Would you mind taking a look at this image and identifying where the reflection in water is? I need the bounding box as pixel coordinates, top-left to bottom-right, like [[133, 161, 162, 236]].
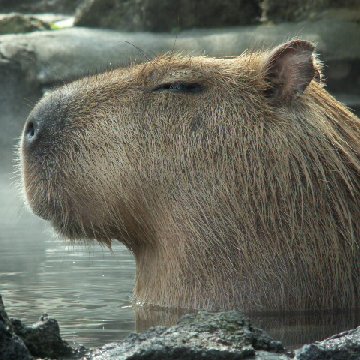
[[249, 310, 360, 350], [0, 171, 359, 349]]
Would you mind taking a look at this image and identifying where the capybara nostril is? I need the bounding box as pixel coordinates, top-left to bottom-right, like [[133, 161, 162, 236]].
[[25, 120, 36, 140], [23, 118, 44, 150], [26, 121, 35, 137]]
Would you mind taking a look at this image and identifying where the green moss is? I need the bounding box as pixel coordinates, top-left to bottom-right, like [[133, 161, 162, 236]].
[[50, 23, 61, 30]]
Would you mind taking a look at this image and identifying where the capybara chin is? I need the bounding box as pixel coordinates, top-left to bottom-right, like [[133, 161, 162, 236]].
[[20, 40, 360, 312]]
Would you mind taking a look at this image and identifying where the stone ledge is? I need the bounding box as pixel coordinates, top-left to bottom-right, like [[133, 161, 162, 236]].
[[0, 20, 359, 85]]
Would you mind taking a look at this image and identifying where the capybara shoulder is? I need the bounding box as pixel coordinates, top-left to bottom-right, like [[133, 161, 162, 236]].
[[21, 40, 360, 311]]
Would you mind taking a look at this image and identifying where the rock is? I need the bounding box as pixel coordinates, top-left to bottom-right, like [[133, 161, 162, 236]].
[[0, 322, 33, 360], [74, 0, 261, 32], [0, 294, 12, 330], [0, 295, 33, 360], [0, 0, 82, 15], [0, 13, 51, 34], [295, 327, 360, 360], [0, 294, 74, 359], [85, 311, 286, 360], [11, 315, 73, 359], [261, 0, 360, 23]]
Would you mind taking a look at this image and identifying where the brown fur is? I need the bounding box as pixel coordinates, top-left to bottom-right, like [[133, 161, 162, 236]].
[[20, 41, 360, 312]]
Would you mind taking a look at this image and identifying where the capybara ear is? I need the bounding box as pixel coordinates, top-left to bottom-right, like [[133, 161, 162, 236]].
[[264, 40, 320, 102]]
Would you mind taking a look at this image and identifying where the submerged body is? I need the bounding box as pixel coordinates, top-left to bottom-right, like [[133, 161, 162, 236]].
[[21, 40, 360, 312]]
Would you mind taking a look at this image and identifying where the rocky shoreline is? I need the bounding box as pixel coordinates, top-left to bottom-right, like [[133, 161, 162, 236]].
[[1, 294, 359, 360]]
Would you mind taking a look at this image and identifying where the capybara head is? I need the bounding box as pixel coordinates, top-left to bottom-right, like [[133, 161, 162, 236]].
[[20, 40, 360, 312]]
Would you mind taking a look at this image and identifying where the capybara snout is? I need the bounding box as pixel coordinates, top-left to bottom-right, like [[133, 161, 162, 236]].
[[21, 40, 360, 312]]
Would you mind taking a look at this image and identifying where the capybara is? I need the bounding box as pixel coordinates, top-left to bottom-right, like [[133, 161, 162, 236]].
[[20, 40, 360, 312]]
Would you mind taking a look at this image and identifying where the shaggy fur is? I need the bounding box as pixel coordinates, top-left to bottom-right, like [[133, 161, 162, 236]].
[[20, 40, 360, 312]]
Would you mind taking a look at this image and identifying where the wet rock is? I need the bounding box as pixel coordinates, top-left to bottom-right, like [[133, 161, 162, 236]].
[[1, 294, 74, 359], [0, 13, 51, 34], [74, 0, 261, 32], [85, 311, 285, 360], [0, 322, 33, 360], [11, 315, 73, 359], [0, 294, 12, 330], [295, 327, 360, 360], [0, 295, 33, 360]]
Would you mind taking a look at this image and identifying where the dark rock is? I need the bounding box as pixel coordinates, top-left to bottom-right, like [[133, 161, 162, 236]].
[[0, 0, 82, 15], [0, 295, 33, 360], [0, 322, 33, 360], [0, 13, 51, 34], [74, 0, 261, 32], [295, 327, 360, 360], [85, 311, 285, 359], [1, 294, 74, 359], [262, 0, 360, 23], [0, 294, 12, 330], [11, 315, 73, 358]]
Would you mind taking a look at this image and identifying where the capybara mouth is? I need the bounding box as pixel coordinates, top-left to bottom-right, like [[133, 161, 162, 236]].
[[23, 173, 69, 225], [21, 146, 64, 221], [21, 156, 114, 243], [25, 180, 109, 241]]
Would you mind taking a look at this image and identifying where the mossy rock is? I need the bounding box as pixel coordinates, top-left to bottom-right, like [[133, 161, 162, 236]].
[[0, 14, 51, 34]]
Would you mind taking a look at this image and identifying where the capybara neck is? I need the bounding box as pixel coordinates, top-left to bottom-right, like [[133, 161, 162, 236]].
[[131, 85, 360, 311], [21, 40, 360, 312]]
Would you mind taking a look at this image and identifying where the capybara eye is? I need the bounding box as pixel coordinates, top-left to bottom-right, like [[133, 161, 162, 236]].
[[152, 82, 204, 94]]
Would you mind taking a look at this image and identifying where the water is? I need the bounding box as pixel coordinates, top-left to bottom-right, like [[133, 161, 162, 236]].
[[0, 170, 359, 350]]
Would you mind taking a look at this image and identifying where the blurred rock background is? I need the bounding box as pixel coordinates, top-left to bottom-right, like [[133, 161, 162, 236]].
[[0, 0, 82, 14], [74, 0, 261, 31], [2, 0, 358, 30], [0, 0, 359, 168]]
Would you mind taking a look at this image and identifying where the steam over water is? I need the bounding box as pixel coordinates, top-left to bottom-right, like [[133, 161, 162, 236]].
[[0, 169, 359, 348]]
